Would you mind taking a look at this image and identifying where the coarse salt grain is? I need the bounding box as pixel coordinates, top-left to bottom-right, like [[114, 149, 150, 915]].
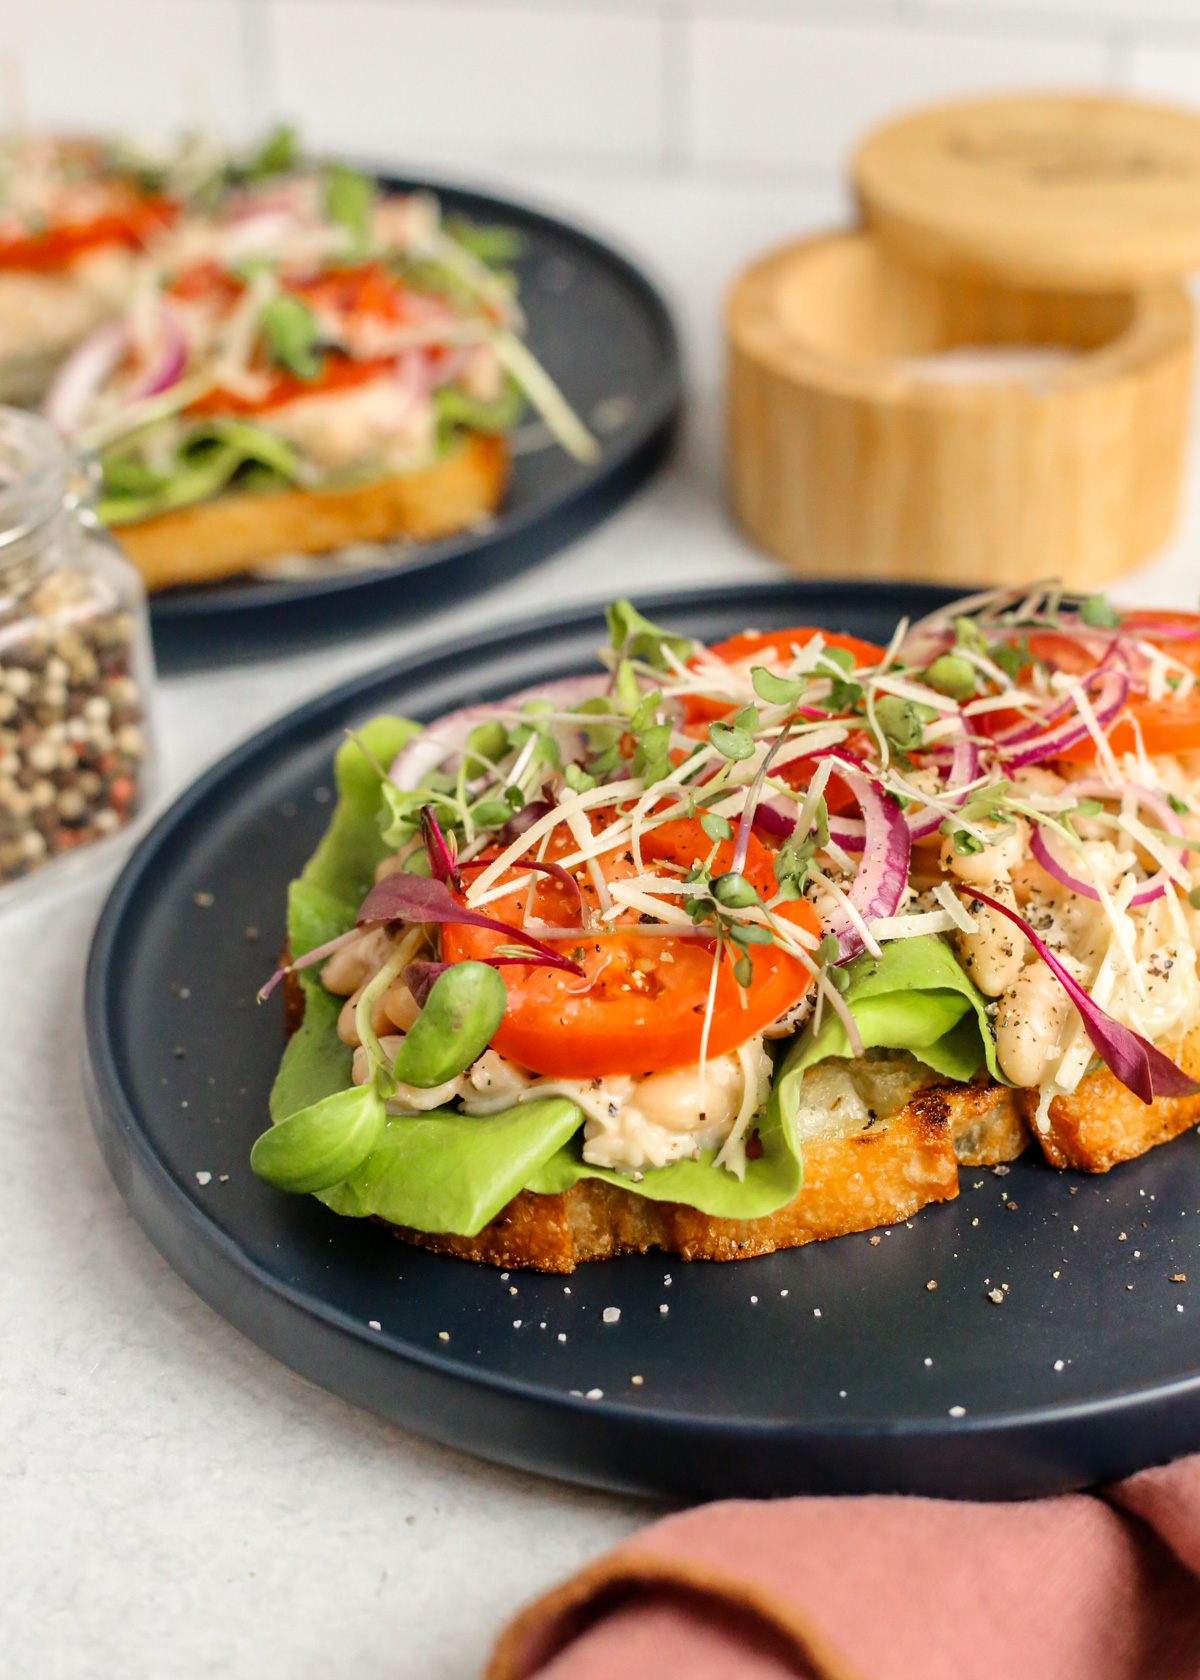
[[195, 1170, 211, 1186], [438, 1331, 449, 1341], [924, 1358, 932, 1367], [512, 1319, 522, 1329], [750, 1296, 758, 1304], [1054, 1360, 1065, 1371], [780, 1289, 789, 1298], [813, 1308, 821, 1318], [659, 1304, 669, 1315], [557, 1333, 567, 1342], [631, 1375, 644, 1385], [602, 1307, 620, 1324], [949, 1406, 966, 1418], [586, 1388, 603, 1401], [368, 1320, 381, 1331]]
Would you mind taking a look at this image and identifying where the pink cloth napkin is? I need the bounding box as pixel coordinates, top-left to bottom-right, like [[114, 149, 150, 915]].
[[487, 1455, 1200, 1679]]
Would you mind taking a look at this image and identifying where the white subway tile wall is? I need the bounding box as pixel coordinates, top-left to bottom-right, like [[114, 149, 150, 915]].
[[5, 0, 1200, 383], [4, 0, 1198, 178], [687, 16, 1109, 176]]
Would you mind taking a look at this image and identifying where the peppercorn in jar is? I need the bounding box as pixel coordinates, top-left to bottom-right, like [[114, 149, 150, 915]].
[[0, 408, 154, 899]]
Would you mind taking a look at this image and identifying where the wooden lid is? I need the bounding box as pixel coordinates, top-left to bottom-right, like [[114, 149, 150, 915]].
[[854, 93, 1200, 292]]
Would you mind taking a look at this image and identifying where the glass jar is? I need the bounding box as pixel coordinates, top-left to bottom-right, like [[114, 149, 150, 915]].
[[0, 407, 156, 906]]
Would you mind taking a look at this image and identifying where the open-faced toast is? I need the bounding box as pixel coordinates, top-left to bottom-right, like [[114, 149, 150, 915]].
[[115, 431, 509, 591], [257, 586, 1200, 1270]]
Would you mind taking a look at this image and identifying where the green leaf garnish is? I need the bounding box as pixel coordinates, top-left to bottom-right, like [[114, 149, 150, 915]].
[[262, 294, 323, 381], [752, 666, 804, 706], [325, 164, 374, 257], [1079, 593, 1121, 629], [606, 599, 692, 671]]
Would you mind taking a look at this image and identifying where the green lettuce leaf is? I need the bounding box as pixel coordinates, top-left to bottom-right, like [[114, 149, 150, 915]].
[[780, 934, 1006, 1088], [434, 377, 525, 437], [99, 419, 300, 525], [268, 715, 419, 1128], [319, 1097, 584, 1234]]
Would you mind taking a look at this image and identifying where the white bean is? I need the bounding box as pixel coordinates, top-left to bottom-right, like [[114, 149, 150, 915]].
[[941, 819, 1028, 888], [321, 925, 395, 995], [381, 980, 421, 1032], [953, 890, 1026, 997], [995, 960, 1070, 1087], [630, 1054, 744, 1133], [337, 984, 393, 1046]]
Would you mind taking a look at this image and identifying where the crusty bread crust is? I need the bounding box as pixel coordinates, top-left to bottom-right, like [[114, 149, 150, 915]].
[[114, 430, 509, 591], [385, 1080, 1027, 1272], [1023, 1021, 1200, 1172]]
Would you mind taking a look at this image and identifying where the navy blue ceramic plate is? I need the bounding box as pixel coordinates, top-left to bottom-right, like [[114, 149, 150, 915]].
[[85, 583, 1200, 1500], [147, 176, 681, 672]]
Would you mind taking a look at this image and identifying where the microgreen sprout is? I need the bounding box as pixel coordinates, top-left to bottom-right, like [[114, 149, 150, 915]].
[[1079, 593, 1121, 629]]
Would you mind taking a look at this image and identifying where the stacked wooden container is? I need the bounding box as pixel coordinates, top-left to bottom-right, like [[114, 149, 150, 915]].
[[726, 94, 1200, 589]]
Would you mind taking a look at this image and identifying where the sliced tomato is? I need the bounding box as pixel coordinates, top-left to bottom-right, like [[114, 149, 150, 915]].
[[981, 612, 1200, 760], [0, 193, 176, 271], [188, 351, 397, 417], [441, 816, 818, 1078], [682, 627, 885, 724], [292, 262, 414, 322]]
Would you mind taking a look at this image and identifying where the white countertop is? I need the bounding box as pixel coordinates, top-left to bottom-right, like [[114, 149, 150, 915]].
[[6, 169, 1200, 1679]]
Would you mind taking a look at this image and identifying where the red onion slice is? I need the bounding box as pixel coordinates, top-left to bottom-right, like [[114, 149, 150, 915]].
[[999, 670, 1129, 768], [823, 731, 981, 854], [1065, 777, 1189, 861], [44, 318, 130, 436], [967, 889, 1199, 1104], [388, 674, 611, 790], [1030, 826, 1166, 907], [126, 303, 188, 402], [820, 769, 911, 960]]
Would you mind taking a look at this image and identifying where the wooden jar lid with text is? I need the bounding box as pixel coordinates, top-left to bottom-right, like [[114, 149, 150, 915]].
[[853, 93, 1200, 291]]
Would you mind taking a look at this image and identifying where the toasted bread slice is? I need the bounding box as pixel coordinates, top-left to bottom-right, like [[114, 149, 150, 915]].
[[114, 430, 509, 591], [383, 1079, 1028, 1273], [1021, 1021, 1200, 1172], [280, 962, 1028, 1270]]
